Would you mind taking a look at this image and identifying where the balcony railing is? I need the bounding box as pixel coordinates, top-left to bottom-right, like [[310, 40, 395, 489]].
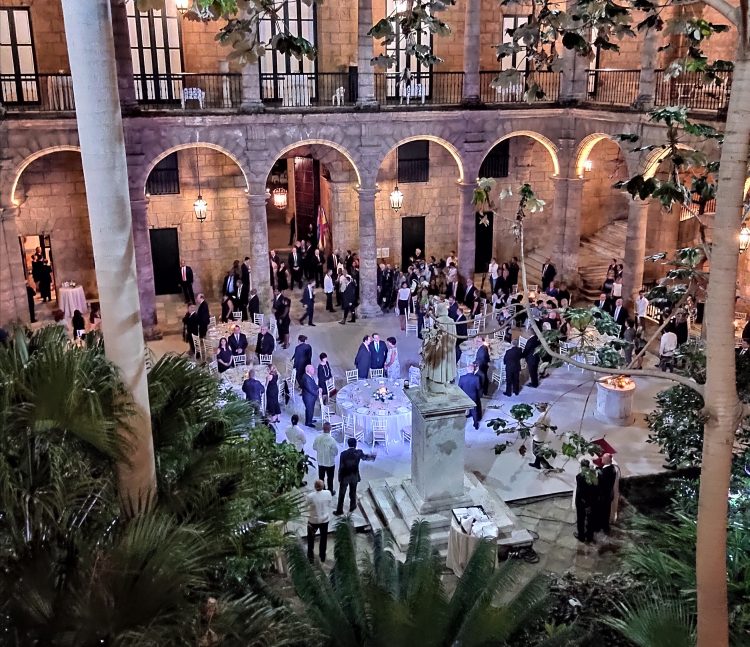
[[374, 71, 464, 106], [133, 73, 241, 110], [587, 69, 641, 106], [654, 69, 732, 113], [260, 71, 355, 107], [478, 70, 560, 104], [0, 73, 75, 111]]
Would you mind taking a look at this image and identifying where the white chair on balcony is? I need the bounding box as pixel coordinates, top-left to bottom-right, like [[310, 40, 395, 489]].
[[182, 87, 205, 109], [332, 87, 345, 105]]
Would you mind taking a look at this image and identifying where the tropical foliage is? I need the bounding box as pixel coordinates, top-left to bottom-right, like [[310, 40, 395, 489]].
[[0, 328, 305, 645]]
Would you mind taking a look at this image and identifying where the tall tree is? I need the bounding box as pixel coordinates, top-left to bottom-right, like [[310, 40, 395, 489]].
[[60, 0, 156, 513]]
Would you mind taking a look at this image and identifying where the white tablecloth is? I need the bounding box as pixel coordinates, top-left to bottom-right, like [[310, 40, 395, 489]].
[[221, 364, 269, 397], [337, 378, 411, 446], [58, 285, 87, 319], [459, 339, 509, 371]]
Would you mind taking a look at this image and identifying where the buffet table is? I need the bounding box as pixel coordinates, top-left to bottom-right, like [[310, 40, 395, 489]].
[[58, 285, 87, 319], [336, 378, 412, 446]]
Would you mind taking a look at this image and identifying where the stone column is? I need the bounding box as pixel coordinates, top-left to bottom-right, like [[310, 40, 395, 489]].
[[555, 176, 585, 286], [241, 62, 264, 113], [0, 207, 27, 323], [130, 197, 160, 339], [247, 192, 272, 311], [635, 30, 659, 110], [61, 0, 155, 510], [110, 0, 138, 111], [461, 0, 480, 105], [457, 182, 476, 283], [356, 0, 378, 108], [622, 200, 650, 307], [357, 186, 381, 317], [403, 385, 475, 513]]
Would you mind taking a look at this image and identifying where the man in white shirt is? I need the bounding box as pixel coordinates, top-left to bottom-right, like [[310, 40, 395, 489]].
[[306, 479, 334, 563], [284, 414, 306, 452], [313, 422, 339, 493], [324, 269, 336, 312], [635, 290, 649, 329], [659, 328, 678, 372]]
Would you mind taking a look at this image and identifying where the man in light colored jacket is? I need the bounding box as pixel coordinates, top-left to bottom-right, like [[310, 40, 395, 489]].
[[306, 480, 334, 563], [313, 422, 339, 493]]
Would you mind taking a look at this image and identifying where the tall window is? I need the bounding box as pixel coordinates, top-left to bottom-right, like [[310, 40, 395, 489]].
[[479, 140, 510, 178], [0, 8, 38, 104], [146, 153, 180, 195], [384, 0, 432, 99], [127, 0, 183, 103], [501, 16, 528, 71], [258, 0, 316, 76], [398, 141, 430, 184]]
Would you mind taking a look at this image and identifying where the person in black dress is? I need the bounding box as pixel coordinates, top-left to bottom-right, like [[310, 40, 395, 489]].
[[274, 289, 292, 349], [220, 296, 234, 324], [215, 337, 233, 373], [72, 309, 86, 339], [277, 262, 289, 292], [26, 280, 36, 323], [265, 365, 281, 423]]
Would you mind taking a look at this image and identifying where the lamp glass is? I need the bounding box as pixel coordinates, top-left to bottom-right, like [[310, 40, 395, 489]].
[[175, 0, 189, 13], [390, 185, 404, 212], [740, 226, 750, 253], [272, 187, 288, 209], [194, 195, 208, 222], [583, 159, 593, 172]]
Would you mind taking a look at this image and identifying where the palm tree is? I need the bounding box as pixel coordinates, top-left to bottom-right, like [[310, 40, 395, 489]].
[[287, 518, 575, 647]]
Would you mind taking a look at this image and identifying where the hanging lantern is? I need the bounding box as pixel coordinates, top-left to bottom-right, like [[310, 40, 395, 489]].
[[193, 195, 208, 222], [583, 159, 593, 172], [272, 187, 288, 209], [390, 185, 404, 212], [740, 226, 750, 253]]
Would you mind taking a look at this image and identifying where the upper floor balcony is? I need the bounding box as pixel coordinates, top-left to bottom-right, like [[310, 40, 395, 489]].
[[0, 67, 732, 119]]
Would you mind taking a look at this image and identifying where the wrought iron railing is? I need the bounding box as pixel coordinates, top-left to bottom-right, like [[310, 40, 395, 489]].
[[478, 70, 560, 104], [133, 73, 242, 109], [260, 71, 355, 107], [587, 69, 641, 106], [0, 73, 75, 111], [373, 71, 464, 106], [654, 69, 732, 113]]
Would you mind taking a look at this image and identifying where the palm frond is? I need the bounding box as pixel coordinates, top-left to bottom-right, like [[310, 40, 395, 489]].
[[604, 594, 696, 647], [331, 518, 370, 641]]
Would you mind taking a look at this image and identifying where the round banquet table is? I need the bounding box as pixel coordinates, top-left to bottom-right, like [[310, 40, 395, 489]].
[[336, 378, 412, 447], [458, 338, 509, 372], [58, 285, 88, 319], [206, 321, 260, 351], [221, 364, 270, 398]]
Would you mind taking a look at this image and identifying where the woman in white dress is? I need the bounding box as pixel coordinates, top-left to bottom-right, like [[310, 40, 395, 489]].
[[385, 336, 401, 379]]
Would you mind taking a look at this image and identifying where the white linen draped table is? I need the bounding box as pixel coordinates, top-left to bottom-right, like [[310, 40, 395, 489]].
[[221, 364, 270, 398], [336, 378, 412, 446], [458, 338, 509, 372], [58, 285, 88, 319], [206, 321, 260, 350]]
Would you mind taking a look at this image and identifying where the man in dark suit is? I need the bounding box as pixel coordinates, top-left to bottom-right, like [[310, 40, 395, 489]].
[[454, 308, 468, 362], [522, 333, 542, 388], [595, 293, 613, 315], [222, 270, 238, 299], [575, 459, 598, 543], [255, 324, 275, 357], [596, 453, 617, 534], [293, 334, 313, 386], [334, 437, 375, 515], [611, 298, 628, 337], [227, 324, 248, 356], [464, 282, 477, 311], [196, 293, 210, 339], [299, 280, 316, 326], [247, 289, 260, 321], [289, 246, 303, 290], [183, 304, 200, 354], [475, 336, 491, 396], [541, 258, 557, 292], [242, 370, 264, 405], [354, 335, 372, 379], [447, 296, 459, 321], [179, 259, 195, 304], [369, 333, 387, 371], [503, 339, 523, 396], [300, 365, 319, 428], [37, 260, 52, 302], [458, 363, 483, 430], [340, 276, 356, 324]]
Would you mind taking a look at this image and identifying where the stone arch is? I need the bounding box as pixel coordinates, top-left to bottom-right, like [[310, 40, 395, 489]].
[[10, 145, 82, 205], [641, 144, 694, 179], [377, 135, 464, 183], [480, 130, 559, 176], [263, 139, 362, 187], [142, 142, 250, 195], [574, 133, 628, 178]]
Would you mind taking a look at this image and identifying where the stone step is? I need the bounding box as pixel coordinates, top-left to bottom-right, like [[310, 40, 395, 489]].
[[358, 491, 384, 534]]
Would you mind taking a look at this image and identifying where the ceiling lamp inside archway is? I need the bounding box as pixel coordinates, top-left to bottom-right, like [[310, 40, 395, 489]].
[[272, 187, 288, 209], [390, 185, 404, 212]]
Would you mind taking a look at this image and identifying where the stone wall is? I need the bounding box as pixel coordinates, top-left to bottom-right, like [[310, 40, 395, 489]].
[[146, 148, 249, 299], [375, 142, 462, 267], [317, 1, 358, 73], [15, 152, 98, 298], [580, 138, 629, 237]]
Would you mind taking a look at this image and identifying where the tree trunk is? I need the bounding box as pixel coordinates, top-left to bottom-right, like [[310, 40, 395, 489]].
[[696, 51, 750, 647], [61, 0, 156, 514]]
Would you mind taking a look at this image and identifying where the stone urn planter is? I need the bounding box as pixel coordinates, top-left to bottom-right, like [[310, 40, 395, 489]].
[[595, 376, 636, 425]]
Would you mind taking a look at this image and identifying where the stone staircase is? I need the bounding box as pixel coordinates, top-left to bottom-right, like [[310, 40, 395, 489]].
[[577, 220, 628, 302]]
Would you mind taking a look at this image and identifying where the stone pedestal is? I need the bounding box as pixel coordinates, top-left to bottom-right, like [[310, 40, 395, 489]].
[[595, 379, 635, 425], [402, 384, 475, 513]]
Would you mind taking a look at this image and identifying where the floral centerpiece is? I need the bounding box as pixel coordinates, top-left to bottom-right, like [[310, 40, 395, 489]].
[[372, 386, 394, 403]]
